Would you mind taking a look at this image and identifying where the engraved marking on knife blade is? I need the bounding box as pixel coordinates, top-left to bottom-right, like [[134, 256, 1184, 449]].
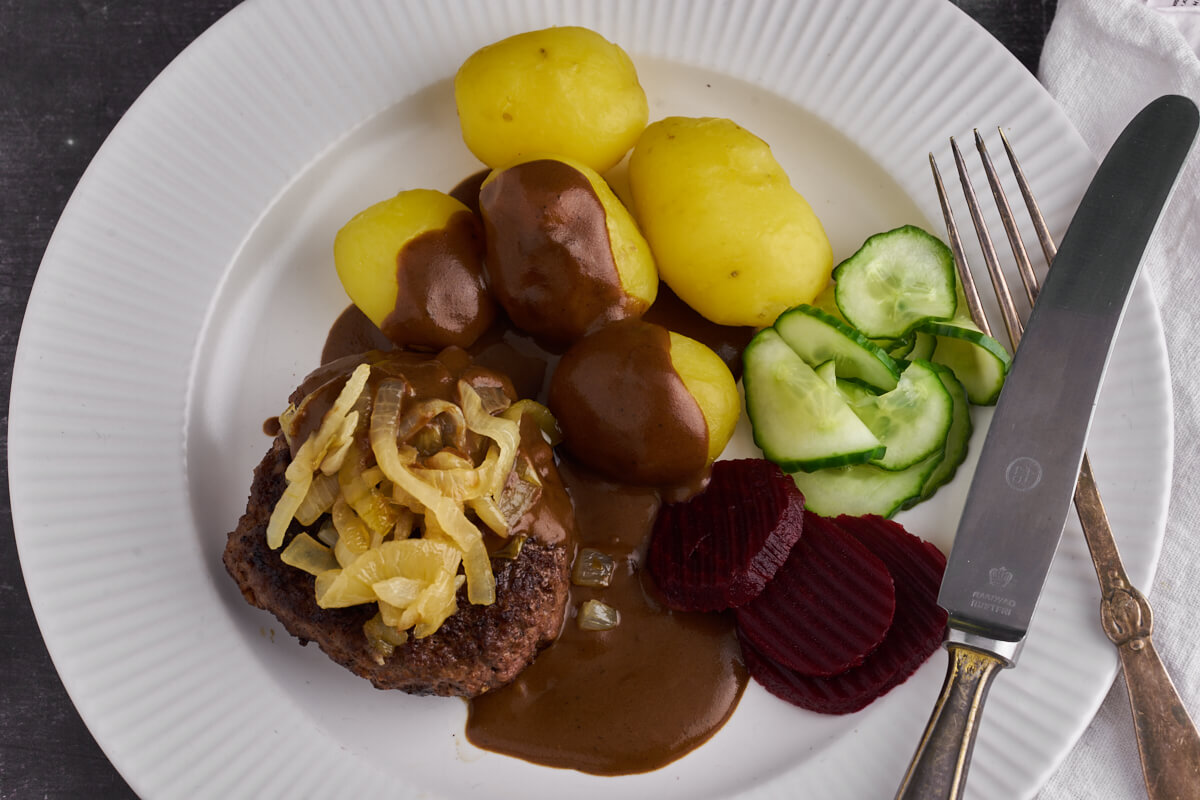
[[1005, 456, 1043, 491], [989, 566, 1013, 588], [970, 590, 1016, 616]]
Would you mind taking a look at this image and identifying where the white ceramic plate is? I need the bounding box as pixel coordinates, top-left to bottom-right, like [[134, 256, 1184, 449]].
[[10, 1, 1171, 798]]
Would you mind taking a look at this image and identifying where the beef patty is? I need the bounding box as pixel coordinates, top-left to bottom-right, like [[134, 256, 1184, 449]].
[[224, 426, 573, 698]]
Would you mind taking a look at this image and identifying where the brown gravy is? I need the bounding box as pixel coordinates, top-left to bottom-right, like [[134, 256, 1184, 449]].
[[465, 461, 746, 775], [382, 209, 495, 350], [448, 168, 488, 218], [321, 304, 393, 365]]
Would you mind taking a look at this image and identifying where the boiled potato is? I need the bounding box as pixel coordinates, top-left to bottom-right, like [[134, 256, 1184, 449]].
[[547, 320, 738, 486], [669, 332, 740, 465], [629, 117, 833, 327], [334, 189, 495, 349], [454, 27, 648, 172], [479, 154, 657, 343]]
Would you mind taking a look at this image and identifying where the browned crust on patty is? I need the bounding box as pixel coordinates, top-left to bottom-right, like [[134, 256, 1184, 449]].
[[223, 435, 572, 697]]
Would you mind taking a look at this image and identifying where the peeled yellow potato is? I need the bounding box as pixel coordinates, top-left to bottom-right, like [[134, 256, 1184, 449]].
[[479, 154, 657, 343], [333, 188, 495, 349], [668, 332, 739, 464], [454, 26, 648, 172], [629, 117, 833, 327]]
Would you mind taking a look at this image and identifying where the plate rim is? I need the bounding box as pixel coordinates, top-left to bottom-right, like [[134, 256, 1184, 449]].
[[7, 1, 1171, 798]]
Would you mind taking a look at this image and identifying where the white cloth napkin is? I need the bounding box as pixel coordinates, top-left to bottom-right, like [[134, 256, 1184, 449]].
[[1143, 0, 1200, 54], [1038, 0, 1200, 796]]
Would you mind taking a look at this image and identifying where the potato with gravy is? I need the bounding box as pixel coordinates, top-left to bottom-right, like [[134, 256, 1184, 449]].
[[548, 320, 738, 487], [478, 155, 658, 344], [334, 189, 495, 350]]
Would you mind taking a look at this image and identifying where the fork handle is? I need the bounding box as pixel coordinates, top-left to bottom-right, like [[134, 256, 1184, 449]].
[[1076, 457, 1200, 799], [1117, 633, 1200, 799]]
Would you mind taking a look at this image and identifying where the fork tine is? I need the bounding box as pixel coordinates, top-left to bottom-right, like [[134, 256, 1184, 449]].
[[974, 129, 1040, 309], [950, 136, 1023, 351], [998, 126, 1059, 267], [929, 152, 993, 339]]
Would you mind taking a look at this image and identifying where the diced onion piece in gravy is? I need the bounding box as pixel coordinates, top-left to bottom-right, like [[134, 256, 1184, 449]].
[[578, 599, 621, 631], [571, 548, 616, 587]]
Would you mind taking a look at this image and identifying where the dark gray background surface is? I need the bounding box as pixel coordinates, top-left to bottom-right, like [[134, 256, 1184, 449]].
[[0, 1, 1056, 796]]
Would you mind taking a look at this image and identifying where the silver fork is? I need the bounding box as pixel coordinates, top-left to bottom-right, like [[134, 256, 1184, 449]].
[[930, 131, 1200, 800]]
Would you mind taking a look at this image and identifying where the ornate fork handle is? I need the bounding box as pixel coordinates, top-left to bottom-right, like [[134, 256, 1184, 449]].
[[1075, 457, 1200, 799]]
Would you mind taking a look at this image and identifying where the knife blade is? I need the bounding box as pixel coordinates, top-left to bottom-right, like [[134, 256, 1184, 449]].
[[896, 94, 1199, 800]]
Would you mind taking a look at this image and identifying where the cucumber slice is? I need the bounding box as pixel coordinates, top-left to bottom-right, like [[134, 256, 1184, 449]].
[[922, 317, 1011, 405], [911, 363, 972, 504], [816, 284, 914, 359], [907, 331, 936, 362], [774, 305, 901, 391], [834, 377, 879, 406], [791, 451, 943, 518], [790, 360, 955, 515], [844, 360, 953, 471], [813, 359, 838, 388], [790, 360, 956, 515], [885, 335, 915, 359], [816, 361, 884, 405], [743, 328, 885, 473], [818, 363, 885, 406], [833, 225, 958, 338]]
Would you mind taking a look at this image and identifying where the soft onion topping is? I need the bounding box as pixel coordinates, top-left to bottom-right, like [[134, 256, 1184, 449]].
[[266, 362, 553, 658]]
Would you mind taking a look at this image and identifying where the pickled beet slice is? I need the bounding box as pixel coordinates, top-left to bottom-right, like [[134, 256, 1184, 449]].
[[735, 511, 896, 676], [741, 515, 947, 714], [646, 459, 805, 612]]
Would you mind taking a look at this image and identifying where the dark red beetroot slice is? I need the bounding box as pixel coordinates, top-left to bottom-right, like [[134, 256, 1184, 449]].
[[646, 459, 805, 612], [735, 511, 896, 676], [741, 515, 947, 714]]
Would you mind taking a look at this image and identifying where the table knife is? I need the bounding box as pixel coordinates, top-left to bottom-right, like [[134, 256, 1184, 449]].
[[895, 93, 1199, 799]]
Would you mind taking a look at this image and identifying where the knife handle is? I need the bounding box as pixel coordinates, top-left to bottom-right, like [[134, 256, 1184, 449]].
[[895, 642, 1009, 800]]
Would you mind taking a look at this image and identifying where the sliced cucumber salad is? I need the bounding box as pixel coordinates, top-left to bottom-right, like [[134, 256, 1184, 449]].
[[743, 224, 1008, 518], [833, 225, 958, 338], [774, 305, 900, 391], [921, 317, 1011, 405], [845, 360, 953, 472], [791, 362, 973, 518], [743, 329, 884, 472]]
